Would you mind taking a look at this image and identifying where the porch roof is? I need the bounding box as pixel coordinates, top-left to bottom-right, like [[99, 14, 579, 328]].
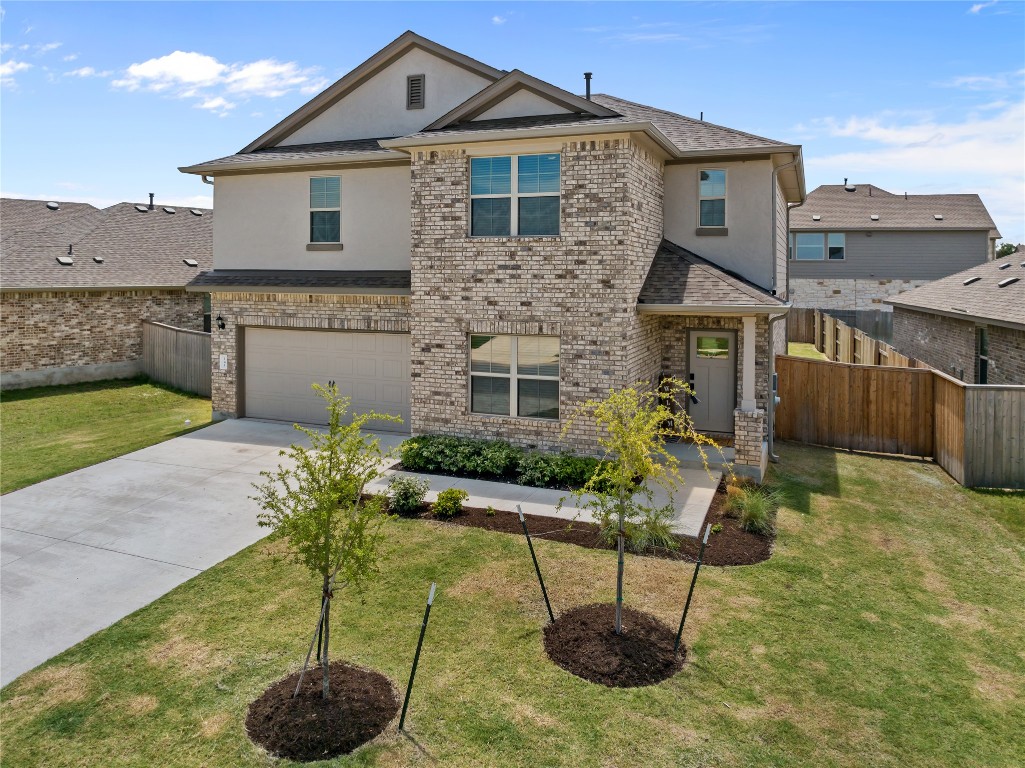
[[637, 240, 788, 315]]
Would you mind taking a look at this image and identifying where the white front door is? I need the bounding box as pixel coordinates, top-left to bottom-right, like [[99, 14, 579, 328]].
[[687, 330, 736, 433]]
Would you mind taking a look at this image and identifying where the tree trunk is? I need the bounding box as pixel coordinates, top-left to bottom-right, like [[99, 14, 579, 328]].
[[615, 484, 626, 635], [322, 576, 331, 699]]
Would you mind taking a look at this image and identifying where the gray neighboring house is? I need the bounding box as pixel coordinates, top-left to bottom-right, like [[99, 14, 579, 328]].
[[1, 198, 212, 389], [887, 258, 1025, 384], [789, 183, 1000, 311]]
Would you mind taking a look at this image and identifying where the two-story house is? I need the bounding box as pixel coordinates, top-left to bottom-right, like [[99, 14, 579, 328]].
[[789, 183, 999, 311], [180, 31, 805, 480]]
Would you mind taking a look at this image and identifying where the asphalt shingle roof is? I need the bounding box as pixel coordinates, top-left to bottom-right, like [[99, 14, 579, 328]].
[[181, 137, 400, 172], [186, 269, 411, 293], [886, 258, 1025, 329], [638, 240, 785, 308], [791, 184, 999, 234], [1, 199, 213, 290]]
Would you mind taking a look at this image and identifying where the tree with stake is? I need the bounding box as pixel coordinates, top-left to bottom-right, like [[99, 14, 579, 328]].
[[563, 378, 721, 635], [251, 384, 400, 699]]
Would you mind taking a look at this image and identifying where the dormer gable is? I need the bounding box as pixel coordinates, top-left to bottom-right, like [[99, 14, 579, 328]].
[[425, 70, 619, 130], [241, 31, 504, 151]]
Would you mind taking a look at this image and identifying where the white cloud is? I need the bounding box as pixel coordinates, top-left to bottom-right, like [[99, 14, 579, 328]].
[[492, 15, 507, 25], [969, 0, 998, 13], [942, 69, 1024, 91], [63, 53, 78, 62], [112, 50, 325, 110], [806, 102, 1025, 242], [581, 19, 774, 47], [0, 43, 12, 53], [34, 42, 62, 55], [0, 59, 32, 87], [65, 66, 113, 78]]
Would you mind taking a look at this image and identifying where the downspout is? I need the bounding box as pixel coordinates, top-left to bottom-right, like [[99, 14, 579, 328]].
[[767, 309, 789, 462]]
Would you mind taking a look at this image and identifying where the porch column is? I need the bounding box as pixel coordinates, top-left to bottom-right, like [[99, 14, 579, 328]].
[[741, 315, 757, 412]]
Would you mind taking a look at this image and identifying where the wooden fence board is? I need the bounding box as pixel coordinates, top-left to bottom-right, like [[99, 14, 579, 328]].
[[141, 321, 211, 397]]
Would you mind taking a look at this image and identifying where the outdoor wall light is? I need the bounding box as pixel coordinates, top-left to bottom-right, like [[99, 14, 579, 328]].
[[216, 315, 226, 330]]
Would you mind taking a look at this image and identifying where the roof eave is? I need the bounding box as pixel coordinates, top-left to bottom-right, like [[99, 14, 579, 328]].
[[885, 300, 1025, 332], [637, 302, 790, 316], [2, 283, 197, 292], [187, 283, 410, 296], [178, 149, 409, 175]]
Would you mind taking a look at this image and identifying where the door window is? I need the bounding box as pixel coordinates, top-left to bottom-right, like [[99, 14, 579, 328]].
[[696, 336, 730, 358]]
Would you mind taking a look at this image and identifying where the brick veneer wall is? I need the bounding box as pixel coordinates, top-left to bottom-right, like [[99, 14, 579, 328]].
[[1, 288, 203, 377], [892, 307, 976, 381], [987, 325, 1025, 385], [790, 278, 930, 311], [407, 136, 665, 452], [208, 291, 411, 418]]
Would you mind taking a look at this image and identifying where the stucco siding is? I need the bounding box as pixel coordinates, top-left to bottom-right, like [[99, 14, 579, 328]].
[[474, 90, 574, 121], [213, 166, 411, 271], [775, 174, 788, 299], [664, 159, 774, 290], [790, 230, 989, 280], [279, 48, 494, 145]]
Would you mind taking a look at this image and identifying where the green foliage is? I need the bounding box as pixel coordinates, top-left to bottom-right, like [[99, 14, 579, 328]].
[[388, 475, 429, 516], [597, 503, 680, 553], [710, 523, 724, 534], [433, 488, 469, 518], [995, 242, 1017, 258], [724, 484, 784, 535], [485, 505, 497, 517], [515, 451, 561, 487]]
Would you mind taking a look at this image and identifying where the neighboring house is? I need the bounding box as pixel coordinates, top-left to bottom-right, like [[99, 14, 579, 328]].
[[0, 198, 212, 389], [789, 183, 999, 311], [887, 259, 1025, 384], [179, 31, 805, 480]]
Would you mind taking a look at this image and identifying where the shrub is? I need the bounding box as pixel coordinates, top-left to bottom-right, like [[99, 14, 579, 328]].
[[554, 453, 605, 488], [433, 488, 469, 518], [516, 451, 561, 487], [724, 484, 783, 535], [464, 439, 522, 478], [400, 435, 521, 478], [388, 475, 429, 516], [596, 502, 680, 553]]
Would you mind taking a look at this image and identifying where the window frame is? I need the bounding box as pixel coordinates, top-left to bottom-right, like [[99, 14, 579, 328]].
[[309, 176, 341, 244], [791, 232, 846, 261], [468, 334, 561, 420], [469, 154, 561, 238], [698, 168, 727, 228]]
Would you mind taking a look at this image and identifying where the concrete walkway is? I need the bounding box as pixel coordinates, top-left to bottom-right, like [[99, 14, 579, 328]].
[[1, 418, 717, 686]]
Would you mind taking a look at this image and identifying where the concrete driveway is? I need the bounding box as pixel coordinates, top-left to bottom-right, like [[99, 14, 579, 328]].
[[0, 419, 405, 687]]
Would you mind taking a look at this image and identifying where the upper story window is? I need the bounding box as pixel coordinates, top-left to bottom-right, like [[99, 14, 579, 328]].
[[698, 169, 726, 227], [792, 232, 845, 260], [470, 334, 560, 419], [470, 154, 560, 237], [309, 176, 340, 243]]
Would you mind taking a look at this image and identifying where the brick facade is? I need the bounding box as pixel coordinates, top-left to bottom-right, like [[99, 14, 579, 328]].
[[0, 289, 204, 386], [987, 325, 1025, 385], [791, 277, 929, 311]]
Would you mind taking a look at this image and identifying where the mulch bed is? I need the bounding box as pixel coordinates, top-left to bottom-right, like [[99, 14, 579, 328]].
[[386, 479, 772, 566], [543, 603, 685, 687], [246, 661, 399, 763]]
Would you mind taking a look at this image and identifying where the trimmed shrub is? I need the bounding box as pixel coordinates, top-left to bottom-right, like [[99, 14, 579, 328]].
[[516, 451, 561, 487], [433, 488, 469, 518], [388, 475, 429, 516], [464, 439, 523, 478]]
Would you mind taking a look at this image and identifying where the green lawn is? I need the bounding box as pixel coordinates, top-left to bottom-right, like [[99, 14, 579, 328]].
[[2, 443, 1022, 767], [787, 342, 827, 360], [0, 377, 212, 494]]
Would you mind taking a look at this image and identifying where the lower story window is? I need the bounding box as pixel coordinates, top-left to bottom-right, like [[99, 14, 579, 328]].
[[470, 334, 560, 419]]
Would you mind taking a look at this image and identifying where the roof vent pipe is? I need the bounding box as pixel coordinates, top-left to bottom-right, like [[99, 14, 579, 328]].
[[583, 72, 592, 100], [68, 244, 73, 255], [148, 193, 155, 210], [700, 111, 704, 121], [869, 186, 872, 197]]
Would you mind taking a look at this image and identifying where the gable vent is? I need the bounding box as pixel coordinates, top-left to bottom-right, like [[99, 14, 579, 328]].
[[407, 74, 425, 110], [57, 256, 73, 266], [998, 277, 1019, 288], [963, 276, 981, 285]]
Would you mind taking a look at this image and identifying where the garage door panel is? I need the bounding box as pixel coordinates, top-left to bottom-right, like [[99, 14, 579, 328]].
[[244, 329, 410, 432]]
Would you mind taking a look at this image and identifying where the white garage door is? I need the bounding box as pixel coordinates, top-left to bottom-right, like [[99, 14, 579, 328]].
[[244, 328, 410, 432]]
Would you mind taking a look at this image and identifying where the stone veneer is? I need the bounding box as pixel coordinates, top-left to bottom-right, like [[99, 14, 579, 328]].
[[0, 289, 204, 388], [208, 291, 411, 418], [407, 137, 665, 453], [790, 277, 929, 311]]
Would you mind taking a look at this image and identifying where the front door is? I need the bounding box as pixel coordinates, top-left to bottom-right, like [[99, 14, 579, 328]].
[[688, 331, 736, 433]]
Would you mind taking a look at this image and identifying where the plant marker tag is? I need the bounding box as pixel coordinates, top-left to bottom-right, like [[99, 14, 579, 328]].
[[427, 582, 437, 606]]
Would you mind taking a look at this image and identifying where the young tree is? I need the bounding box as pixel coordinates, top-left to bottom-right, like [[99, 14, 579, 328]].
[[564, 378, 722, 635], [251, 384, 400, 699]]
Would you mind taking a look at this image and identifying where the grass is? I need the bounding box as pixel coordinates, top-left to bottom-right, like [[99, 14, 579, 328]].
[[1, 443, 1023, 767], [787, 342, 827, 360], [0, 377, 212, 494]]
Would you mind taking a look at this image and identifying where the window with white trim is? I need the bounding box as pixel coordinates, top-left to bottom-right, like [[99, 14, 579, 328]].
[[698, 169, 726, 227], [309, 176, 340, 243], [792, 232, 845, 260], [470, 154, 560, 236], [470, 335, 560, 419]]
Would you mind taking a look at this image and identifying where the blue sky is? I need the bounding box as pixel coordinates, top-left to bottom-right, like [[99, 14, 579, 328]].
[[2, 1, 1023, 242]]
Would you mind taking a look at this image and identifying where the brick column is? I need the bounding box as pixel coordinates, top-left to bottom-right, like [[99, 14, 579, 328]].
[[733, 408, 766, 482]]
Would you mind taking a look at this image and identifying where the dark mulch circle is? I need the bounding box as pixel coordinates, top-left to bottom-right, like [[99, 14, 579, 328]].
[[245, 661, 399, 763], [382, 479, 772, 566], [543, 603, 685, 687]]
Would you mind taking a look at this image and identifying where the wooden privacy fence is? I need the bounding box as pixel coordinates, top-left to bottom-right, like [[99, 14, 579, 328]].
[[141, 321, 211, 397], [812, 309, 927, 369], [776, 355, 1025, 489]]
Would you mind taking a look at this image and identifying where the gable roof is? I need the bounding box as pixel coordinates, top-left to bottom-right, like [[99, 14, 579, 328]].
[[792, 184, 1000, 235], [180, 137, 405, 175], [1, 198, 212, 291], [240, 31, 504, 153], [637, 240, 787, 313], [886, 257, 1025, 330], [425, 69, 618, 130]]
